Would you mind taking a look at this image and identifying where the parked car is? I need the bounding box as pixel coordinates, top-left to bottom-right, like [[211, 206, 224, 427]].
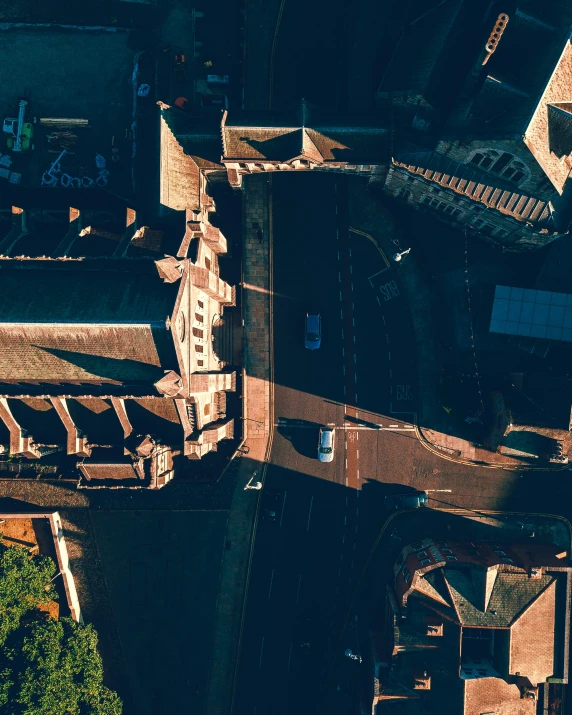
[[261, 489, 282, 522], [384, 490, 428, 510], [318, 426, 334, 463], [305, 313, 322, 350]]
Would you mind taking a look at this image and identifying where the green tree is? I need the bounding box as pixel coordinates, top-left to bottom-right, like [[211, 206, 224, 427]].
[[0, 542, 56, 644], [0, 617, 122, 715]]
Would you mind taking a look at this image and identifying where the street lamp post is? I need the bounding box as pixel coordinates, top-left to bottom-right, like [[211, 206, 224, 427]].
[[393, 247, 411, 262], [244, 470, 262, 491]]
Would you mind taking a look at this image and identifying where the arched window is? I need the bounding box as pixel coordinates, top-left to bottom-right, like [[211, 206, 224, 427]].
[[468, 150, 528, 185]]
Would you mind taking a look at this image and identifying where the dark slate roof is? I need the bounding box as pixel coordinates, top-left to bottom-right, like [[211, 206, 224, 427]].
[[444, 569, 554, 627], [377, 0, 465, 95], [394, 151, 554, 226], [463, 7, 572, 132], [67, 398, 124, 444], [548, 103, 572, 158], [10, 398, 67, 445], [0, 259, 178, 323]]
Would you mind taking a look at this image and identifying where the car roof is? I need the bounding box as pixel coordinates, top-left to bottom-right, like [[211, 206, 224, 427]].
[[306, 314, 320, 330], [320, 428, 333, 446]]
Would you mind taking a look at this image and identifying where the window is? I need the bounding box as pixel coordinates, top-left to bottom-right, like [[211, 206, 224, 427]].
[[195, 313, 204, 324], [397, 188, 412, 200], [420, 558, 431, 566], [416, 551, 427, 558], [195, 345, 203, 354], [205, 256, 211, 271], [495, 550, 506, 556], [193, 328, 204, 338], [495, 228, 509, 238], [198, 300, 204, 310], [447, 555, 458, 561], [412, 542, 424, 551], [442, 548, 452, 554], [468, 149, 527, 184], [502, 557, 513, 563], [197, 359, 204, 367], [204, 404, 210, 415]]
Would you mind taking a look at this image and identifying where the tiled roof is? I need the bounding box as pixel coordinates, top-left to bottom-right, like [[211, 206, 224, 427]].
[[127, 398, 184, 443], [0, 260, 178, 324], [463, 677, 535, 715], [0, 260, 181, 389], [394, 151, 553, 226], [444, 569, 554, 628], [0, 324, 172, 385], [222, 127, 305, 160], [79, 461, 144, 481]]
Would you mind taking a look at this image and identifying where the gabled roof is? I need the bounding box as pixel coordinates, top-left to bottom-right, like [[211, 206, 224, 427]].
[[444, 569, 554, 628]]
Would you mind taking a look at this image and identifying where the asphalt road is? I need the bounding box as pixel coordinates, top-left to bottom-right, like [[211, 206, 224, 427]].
[[232, 173, 559, 715]]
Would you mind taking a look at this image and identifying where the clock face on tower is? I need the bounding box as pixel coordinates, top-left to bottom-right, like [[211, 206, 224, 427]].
[[178, 312, 186, 342]]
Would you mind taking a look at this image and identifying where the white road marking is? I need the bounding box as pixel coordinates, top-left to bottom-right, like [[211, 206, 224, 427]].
[[342, 348, 345, 357], [386, 334, 390, 343], [339, 291, 343, 301], [343, 365, 346, 376], [354, 374, 358, 383], [382, 315, 386, 326], [268, 569, 274, 599], [354, 354, 357, 363], [368, 266, 389, 282], [352, 317, 355, 326], [389, 368, 392, 378], [350, 264, 353, 273], [356, 449, 359, 459], [337, 251, 340, 260], [345, 458, 348, 468], [389, 424, 398, 428], [345, 476, 348, 486], [388, 352, 391, 361], [287, 641, 293, 672], [357, 469, 359, 480], [342, 534, 345, 544], [376, 296, 381, 306], [344, 515, 347, 525], [426, 489, 453, 493], [296, 574, 302, 603], [259, 637, 265, 668], [280, 491, 287, 527], [338, 271, 342, 282], [306, 496, 314, 531], [340, 309, 344, 319], [341, 329, 344, 339]]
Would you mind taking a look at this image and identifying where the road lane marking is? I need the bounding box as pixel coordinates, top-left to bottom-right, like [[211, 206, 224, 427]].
[[279, 491, 287, 527], [306, 496, 314, 531], [376, 296, 381, 306], [388, 352, 391, 361], [296, 574, 302, 603], [345, 476, 348, 486], [386, 334, 390, 343], [338, 272, 342, 282], [268, 569, 274, 599], [389, 424, 398, 428], [426, 489, 452, 493], [259, 637, 265, 668], [382, 315, 386, 325], [287, 641, 293, 672], [368, 266, 389, 283]]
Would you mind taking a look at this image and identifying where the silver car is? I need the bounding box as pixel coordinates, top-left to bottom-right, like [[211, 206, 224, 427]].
[[305, 313, 322, 350], [318, 426, 334, 462]]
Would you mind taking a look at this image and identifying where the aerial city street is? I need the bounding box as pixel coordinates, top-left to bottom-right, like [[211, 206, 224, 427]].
[[0, 1, 571, 714]]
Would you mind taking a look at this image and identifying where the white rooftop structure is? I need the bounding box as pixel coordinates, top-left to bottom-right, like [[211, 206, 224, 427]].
[[490, 285, 572, 342]]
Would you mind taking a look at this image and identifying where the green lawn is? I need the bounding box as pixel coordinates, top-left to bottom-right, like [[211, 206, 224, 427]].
[[90, 510, 228, 715]]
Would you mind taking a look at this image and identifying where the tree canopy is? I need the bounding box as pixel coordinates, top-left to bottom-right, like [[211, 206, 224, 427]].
[[0, 540, 122, 715]]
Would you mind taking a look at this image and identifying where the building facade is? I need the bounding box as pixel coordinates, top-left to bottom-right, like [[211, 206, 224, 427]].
[[173, 1, 572, 251], [0, 196, 236, 488]]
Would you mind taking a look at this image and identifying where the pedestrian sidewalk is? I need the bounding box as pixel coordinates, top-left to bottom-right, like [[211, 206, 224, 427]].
[[205, 174, 271, 715], [349, 181, 549, 471]]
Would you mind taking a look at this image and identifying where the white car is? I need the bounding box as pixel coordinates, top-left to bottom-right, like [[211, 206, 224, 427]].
[[318, 426, 334, 462]]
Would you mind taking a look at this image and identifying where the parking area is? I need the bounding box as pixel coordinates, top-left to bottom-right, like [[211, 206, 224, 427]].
[[0, 26, 135, 194], [90, 509, 228, 715]]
